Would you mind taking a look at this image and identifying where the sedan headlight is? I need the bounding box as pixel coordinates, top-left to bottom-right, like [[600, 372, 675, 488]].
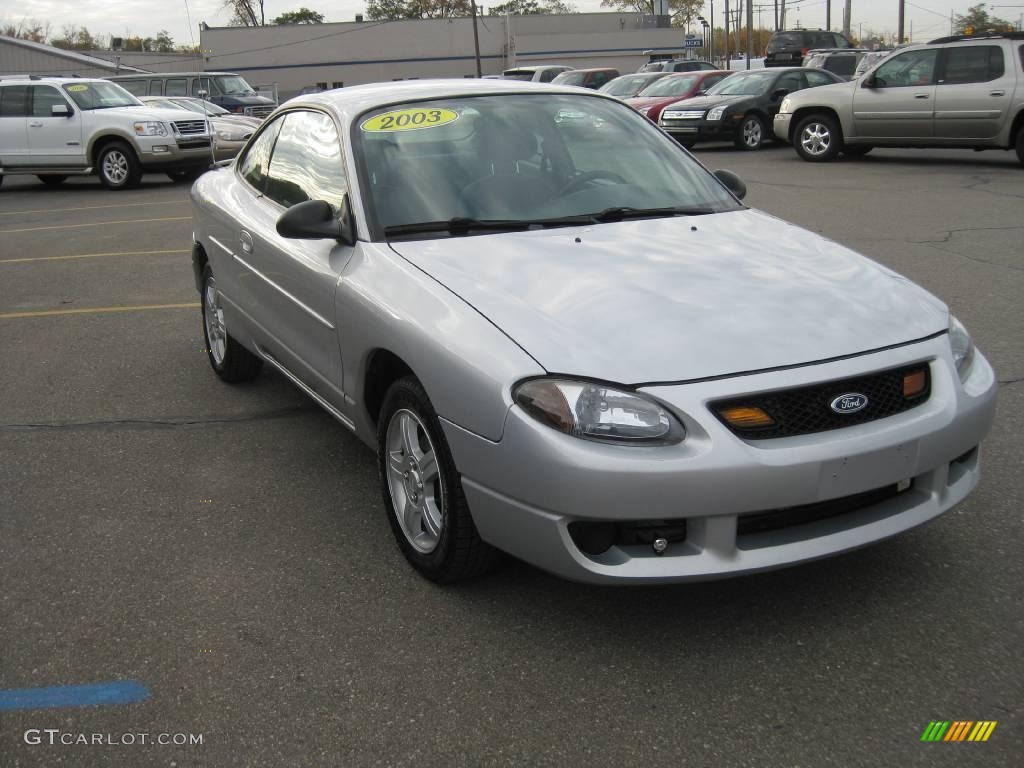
[[514, 379, 685, 445], [780, 97, 793, 113], [949, 315, 975, 382], [216, 129, 249, 141], [134, 121, 168, 137], [706, 105, 727, 121]]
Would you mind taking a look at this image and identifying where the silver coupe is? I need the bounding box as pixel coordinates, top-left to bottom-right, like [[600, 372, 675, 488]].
[[190, 79, 997, 584]]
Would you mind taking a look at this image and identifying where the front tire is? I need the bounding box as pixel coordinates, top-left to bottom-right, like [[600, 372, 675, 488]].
[[96, 141, 142, 189], [378, 376, 499, 584], [794, 114, 842, 162], [200, 265, 262, 382], [734, 114, 765, 150], [37, 175, 68, 186]]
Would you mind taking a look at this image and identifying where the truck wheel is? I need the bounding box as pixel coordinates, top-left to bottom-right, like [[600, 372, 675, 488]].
[[201, 265, 262, 383], [378, 376, 500, 584], [37, 175, 68, 186], [735, 114, 765, 150], [96, 141, 142, 190], [794, 114, 843, 162]]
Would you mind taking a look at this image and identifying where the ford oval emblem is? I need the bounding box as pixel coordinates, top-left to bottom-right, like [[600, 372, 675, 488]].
[[830, 393, 869, 414]]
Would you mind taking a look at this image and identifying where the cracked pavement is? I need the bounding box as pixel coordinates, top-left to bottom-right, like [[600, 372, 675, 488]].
[[1, 147, 1022, 767]]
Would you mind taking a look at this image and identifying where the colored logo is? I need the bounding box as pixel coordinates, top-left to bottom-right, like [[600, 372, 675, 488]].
[[921, 721, 997, 742], [830, 392, 868, 414]]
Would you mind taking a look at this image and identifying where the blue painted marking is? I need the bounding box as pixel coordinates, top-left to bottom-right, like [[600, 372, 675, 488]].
[[0, 681, 150, 711]]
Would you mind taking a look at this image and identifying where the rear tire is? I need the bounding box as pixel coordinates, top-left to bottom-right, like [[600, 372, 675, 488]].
[[37, 175, 68, 186], [200, 265, 262, 383], [794, 113, 842, 162], [734, 114, 765, 151], [96, 141, 142, 189], [377, 376, 500, 584]]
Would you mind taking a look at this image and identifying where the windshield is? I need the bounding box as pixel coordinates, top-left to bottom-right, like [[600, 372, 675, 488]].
[[705, 72, 774, 96], [638, 74, 699, 97], [552, 72, 591, 86], [213, 75, 256, 96], [174, 98, 229, 116], [600, 75, 659, 97], [502, 70, 536, 81], [62, 81, 141, 110], [768, 32, 805, 51], [355, 94, 741, 237]]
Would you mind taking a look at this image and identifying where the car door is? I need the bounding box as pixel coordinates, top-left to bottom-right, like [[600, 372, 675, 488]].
[[0, 85, 30, 165], [27, 85, 84, 165], [853, 48, 938, 139], [231, 109, 355, 404], [933, 44, 1013, 140]]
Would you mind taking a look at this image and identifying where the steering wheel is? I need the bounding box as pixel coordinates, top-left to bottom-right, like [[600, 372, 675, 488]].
[[558, 169, 628, 196]]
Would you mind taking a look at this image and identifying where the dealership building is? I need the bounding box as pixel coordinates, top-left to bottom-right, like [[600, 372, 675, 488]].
[[199, 13, 686, 99]]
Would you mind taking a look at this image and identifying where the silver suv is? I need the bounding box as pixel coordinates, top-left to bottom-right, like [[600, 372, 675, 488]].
[[0, 77, 213, 189], [774, 33, 1024, 165]]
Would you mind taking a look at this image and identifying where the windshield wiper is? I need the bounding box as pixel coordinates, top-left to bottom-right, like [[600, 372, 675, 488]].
[[384, 216, 593, 237], [590, 205, 718, 222]]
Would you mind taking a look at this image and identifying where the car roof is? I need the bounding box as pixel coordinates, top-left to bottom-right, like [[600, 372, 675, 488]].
[[284, 79, 618, 125], [562, 68, 618, 74]]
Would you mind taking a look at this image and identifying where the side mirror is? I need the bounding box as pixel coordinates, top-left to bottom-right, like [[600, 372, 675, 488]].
[[862, 74, 876, 87], [52, 103, 71, 117], [771, 88, 789, 101], [696, 88, 708, 96], [714, 169, 747, 200], [276, 197, 355, 245], [197, 89, 209, 98]]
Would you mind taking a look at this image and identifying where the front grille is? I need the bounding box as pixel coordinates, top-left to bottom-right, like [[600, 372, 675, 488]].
[[712, 363, 931, 440], [738, 482, 909, 536], [661, 110, 705, 120], [173, 120, 207, 136], [246, 105, 274, 118]]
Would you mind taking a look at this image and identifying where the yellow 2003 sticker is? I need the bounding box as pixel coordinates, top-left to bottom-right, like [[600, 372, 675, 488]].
[[361, 108, 459, 133], [66, 84, 89, 92]]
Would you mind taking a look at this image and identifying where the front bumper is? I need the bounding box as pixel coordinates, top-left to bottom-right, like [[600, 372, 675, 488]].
[[443, 335, 997, 584], [136, 135, 213, 169], [774, 112, 794, 144], [660, 117, 737, 143]]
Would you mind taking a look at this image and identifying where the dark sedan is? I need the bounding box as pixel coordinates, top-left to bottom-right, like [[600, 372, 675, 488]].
[[658, 67, 843, 150]]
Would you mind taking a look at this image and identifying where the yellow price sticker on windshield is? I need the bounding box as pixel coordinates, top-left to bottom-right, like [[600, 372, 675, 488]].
[[66, 84, 88, 92], [361, 108, 459, 133]]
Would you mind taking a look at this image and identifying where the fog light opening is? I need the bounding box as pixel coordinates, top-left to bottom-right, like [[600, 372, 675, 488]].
[[568, 521, 616, 556]]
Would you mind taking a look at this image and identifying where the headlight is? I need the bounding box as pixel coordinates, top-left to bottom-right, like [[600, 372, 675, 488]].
[[216, 129, 248, 141], [133, 121, 167, 137], [949, 315, 975, 382], [514, 379, 685, 445], [706, 106, 727, 121], [780, 97, 792, 113]]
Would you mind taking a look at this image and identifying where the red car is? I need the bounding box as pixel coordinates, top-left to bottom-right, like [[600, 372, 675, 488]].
[[626, 70, 732, 122]]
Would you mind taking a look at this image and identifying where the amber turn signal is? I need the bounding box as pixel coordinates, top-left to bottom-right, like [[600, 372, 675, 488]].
[[718, 406, 775, 428], [903, 370, 927, 398]]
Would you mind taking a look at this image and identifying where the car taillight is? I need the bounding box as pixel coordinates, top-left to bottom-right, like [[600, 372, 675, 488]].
[[801, 47, 809, 56], [234, 106, 245, 114]]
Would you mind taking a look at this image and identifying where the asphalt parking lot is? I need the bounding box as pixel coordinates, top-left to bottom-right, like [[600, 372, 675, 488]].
[[1, 145, 1022, 767]]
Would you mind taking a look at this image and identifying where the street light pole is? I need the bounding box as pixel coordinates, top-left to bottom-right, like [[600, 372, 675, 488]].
[[897, 0, 905, 43], [471, 3, 482, 78], [746, 0, 753, 69]]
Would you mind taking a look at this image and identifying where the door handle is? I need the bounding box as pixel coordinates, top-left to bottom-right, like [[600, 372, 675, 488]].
[[239, 231, 254, 254], [913, 93, 929, 100], [28, 121, 43, 127], [990, 90, 1005, 96]]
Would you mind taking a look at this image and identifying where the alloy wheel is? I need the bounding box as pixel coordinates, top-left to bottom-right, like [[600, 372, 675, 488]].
[[742, 118, 762, 148], [385, 409, 444, 554], [102, 150, 129, 185], [800, 122, 832, 156], [203, 278, 227, 365]]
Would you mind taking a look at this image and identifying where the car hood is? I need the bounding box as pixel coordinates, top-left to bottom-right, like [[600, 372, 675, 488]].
[[221, 94, 275, 105], [627, 96, 681, 109], [666, 94, 752, 111], [95, 106, 198, 122], [389, 210, 947, 384]]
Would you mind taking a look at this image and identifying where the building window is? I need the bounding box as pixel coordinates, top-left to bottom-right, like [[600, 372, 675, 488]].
[[332, 81, 344, 89]]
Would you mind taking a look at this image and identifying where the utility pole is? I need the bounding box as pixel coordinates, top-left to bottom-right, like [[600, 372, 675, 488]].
[[471, 2, 482, 77], [780, 0, 786, 31], [774, 0, 778, 30], [746, 0, 753, 69], [735, 1, 742, 65], [843, 1, 851, 38], [897, 0, 905, 43], [826, 0, 831, 30], [724, 0, 730, 68]]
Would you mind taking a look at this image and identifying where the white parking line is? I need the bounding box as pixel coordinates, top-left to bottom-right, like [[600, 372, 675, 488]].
[[0, 216, 190, 234], [0, 200, 190, 216], [0, 249, 190, 265], [0, 303, 199, 320]]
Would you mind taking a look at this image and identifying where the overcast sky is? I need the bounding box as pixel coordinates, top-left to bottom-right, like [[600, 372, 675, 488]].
[[0, 1, 1007, 48]]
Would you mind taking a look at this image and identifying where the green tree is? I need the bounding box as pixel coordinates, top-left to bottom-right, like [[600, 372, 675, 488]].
[[223, 0, 266, 26], [600, 0, 701, 18], [1, 19, 51, 43], [51, 24, 99, 51], [489, 0, 577, 13], [152, 29, 175, 52], [367, 0, 473, 20], [954, 3, 1011, 34], [273, 7, 326, 24]]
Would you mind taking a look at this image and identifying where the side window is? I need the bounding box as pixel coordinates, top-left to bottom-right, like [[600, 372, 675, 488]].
[[777, 72, 805, 94], [118, 80, 147, 96], [264, 111, 347, 209], [149, 80, 163, 95], [832, 34, 851, 49], [31, 86, 69, 116], [539, 69, 559, 83], [238, 117, 284, 194], [0, 85, 29, 117], [165, 79, 187, 96], [805, 69, 837, 87], [873, 49, 938, 87], [941, 46, 1004, 84]]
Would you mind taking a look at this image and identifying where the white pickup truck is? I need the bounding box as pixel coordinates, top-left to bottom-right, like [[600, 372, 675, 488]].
[[0, 76, 214, 189]]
